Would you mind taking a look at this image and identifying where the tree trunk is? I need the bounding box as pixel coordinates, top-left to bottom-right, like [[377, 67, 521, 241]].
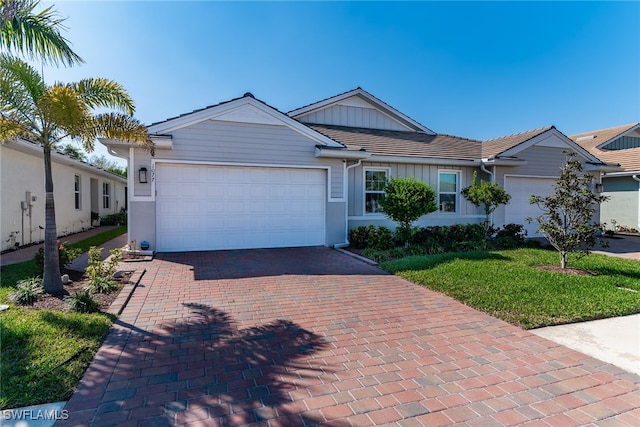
[[42, 145, 62, 294], [560, 251, 567, 269]]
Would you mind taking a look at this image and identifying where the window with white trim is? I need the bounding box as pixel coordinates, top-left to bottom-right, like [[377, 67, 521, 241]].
[[74, 175, 81, 210], [103, 182, 110, 209], [438, 171, 459, 213], [364, 169, 388, 214]]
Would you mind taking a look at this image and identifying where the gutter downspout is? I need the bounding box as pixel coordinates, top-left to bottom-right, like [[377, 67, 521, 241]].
[[633, 175, 640, 230], [334, 159, 363, 248], [479, 162, 495, 229]]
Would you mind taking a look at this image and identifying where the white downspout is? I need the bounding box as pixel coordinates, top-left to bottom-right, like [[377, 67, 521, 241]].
[[633, 174, 640, 230], [334, 159, 363, 248], [479, 162, 495, 228]]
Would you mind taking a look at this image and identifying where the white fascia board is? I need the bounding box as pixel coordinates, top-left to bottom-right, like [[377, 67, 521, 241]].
[[315, 147, 371, 160], [478, 158, 528, 167], [603, 170, 640, 177], [148, 97, 343, 148], [368, 155, 477, 166], [498, 128, 603, 164], [7, 138, 126, 183], [288, 88, 436, 135], [585, 163, 624, 173]]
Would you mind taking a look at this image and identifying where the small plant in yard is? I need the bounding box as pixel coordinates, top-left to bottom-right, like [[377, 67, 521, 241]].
[[528, 156, 608, 269], [84, 276, 118, 294], [8, 277, 44, 305], [34, 241, 82, 274], [379, 177, 437, 246], [65, 290, 100, 313], [494, 223, 527, 249], [85, 247, 122, 281], [461, 171, 512, 237]]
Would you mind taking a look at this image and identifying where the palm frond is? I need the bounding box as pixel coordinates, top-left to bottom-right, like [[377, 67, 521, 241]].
[[0, 0, 83, 66], [0, 113, 35, 141], [37, 84, 90, 139], [73, 78, 135, 115], [0, 53, 45, 103], [80, 112, 152, 153]]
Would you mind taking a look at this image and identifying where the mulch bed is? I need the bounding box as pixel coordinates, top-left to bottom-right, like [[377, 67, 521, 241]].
[[536, 265, 596, 276], [30, 269, 133, 311]]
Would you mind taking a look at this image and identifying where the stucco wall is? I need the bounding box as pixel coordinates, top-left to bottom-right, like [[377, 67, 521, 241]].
[[1, 144, 126, 251]]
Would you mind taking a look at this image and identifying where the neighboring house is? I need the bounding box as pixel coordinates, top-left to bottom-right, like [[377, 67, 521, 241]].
[[101, 88, 615, 252], [571, 123, 640, 231], [1, 138, 127, 251]]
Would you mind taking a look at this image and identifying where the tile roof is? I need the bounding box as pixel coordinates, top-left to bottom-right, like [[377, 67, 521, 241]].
[[307, 124, 482, 160], [570, 123, 640, 171], [481, 126, 555, 159]]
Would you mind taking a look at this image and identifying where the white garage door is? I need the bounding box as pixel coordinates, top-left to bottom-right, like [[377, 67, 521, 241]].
[[504, 176, 557, 237], [156, 164, 326, 252]]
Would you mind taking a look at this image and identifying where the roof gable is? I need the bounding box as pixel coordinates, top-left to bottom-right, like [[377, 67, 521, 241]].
[[289, 88, 435, 134], [482, 126, 604, 164], [147, 93, 343, 148], [571, 123, 640, 171]]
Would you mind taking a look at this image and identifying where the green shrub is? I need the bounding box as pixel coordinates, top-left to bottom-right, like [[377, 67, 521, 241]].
[[100, 212, 127, 226], [65, 290, 100, 313], [349, 225, 394, 250], [349, 226, 371, 249], [361, 248, 390, 263], [495, 223, 527, 248], [34, 241, 82, 274], [85, 247, 122, 281], [8, 277, 44, 305], [85, 277, 118, 294]]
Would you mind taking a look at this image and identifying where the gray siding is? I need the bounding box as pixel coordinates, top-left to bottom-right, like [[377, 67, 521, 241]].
[[137, 121, 344, 199], [297, 105, 412, 131], [604, 136, 640, 150], [601, 177, 639, 230], [347, 161, 484, 230], [128, 200, 156, 249], [492, 145, 599, 228]]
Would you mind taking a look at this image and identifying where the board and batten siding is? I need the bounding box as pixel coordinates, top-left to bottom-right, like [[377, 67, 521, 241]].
[[347, 162, 484, 229], [604, 136, 640, 150], [297, 104, 413, 131]]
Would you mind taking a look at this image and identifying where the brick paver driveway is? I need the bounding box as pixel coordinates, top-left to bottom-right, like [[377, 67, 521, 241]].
[[59, 247, 640, 426]]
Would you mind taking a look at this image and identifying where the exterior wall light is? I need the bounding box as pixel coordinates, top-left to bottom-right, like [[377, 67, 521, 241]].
[[139, 167, 148, 184], [595, 183, 603, 193]]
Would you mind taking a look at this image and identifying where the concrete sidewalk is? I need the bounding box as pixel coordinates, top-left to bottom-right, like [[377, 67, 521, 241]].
[[0, 226, 124, 268]]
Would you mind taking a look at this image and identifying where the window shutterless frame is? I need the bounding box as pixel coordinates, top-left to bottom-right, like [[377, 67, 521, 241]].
[[363, 168, 389, 214], [74, 175, 81, 210], [438, 170, 460, 213]]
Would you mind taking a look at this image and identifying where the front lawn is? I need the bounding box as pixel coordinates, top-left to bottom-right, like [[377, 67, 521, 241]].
[[381, 248, 640, 329], [0, 226, 126, 409]]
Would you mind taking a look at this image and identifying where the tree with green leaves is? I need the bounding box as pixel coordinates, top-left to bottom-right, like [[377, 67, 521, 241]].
[[527, 156, 607, 269], [90, 154, 127, 177], [379, 176, 437, 245], [0, 54, 152, 293], [1, 0, 82, 66], [60, 143, 87, 161], [461, 171, 511, 237]]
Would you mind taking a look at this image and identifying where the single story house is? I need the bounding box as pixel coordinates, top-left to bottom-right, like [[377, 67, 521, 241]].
[[101, 88, 616, 252], [571, 123, 640, 231], [1, 138, 127, 251]]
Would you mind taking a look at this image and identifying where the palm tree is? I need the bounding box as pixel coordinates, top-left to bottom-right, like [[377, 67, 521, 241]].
[[1, 0, 82, 66], [0, 54, 152, 293]]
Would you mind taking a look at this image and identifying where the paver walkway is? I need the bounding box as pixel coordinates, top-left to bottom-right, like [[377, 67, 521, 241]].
[[59, 247, 640, 426]]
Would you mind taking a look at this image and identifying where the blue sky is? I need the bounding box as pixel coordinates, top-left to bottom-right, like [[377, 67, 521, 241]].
[[43, 1, 639, 164]]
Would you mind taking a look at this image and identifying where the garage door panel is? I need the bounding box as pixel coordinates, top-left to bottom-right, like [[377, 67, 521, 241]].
[[505, 177, 556, 237], [156, 164, 326, 252]]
